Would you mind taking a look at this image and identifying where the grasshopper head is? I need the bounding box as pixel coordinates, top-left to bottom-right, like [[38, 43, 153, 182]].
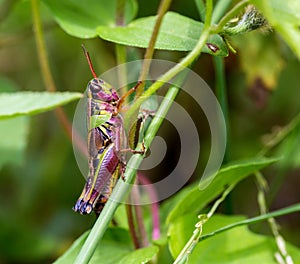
[[88, 78, 119, 102]]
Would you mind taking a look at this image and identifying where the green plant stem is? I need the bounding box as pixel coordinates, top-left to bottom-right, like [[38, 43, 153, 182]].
[[115, 44, 128, 101], [212, 0, 249, 34], [195, 0, 206, 21], [31, 0, 56, 93], [131, 185, 149, 248], [256, 172, 293, 264], [213, 55, 233, 215], [138, 173, 161, 240], [212, 0, 232, 23], [200, 203, 300, 241], [213, 56, 230, 160], [134, 203, 149, 247], [207, 184, 235, 219], [259, 112, 300, 156], [115, 0, 128, 100], [30, 0, 87, 156], [205, 0, 213, 27], [136, 0, 172, 97], [126, 203, 140, 249], [116, 0, 126, 26]]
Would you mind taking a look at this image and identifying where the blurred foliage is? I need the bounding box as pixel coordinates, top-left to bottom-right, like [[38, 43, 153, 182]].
[[0, 0, 300, 263]]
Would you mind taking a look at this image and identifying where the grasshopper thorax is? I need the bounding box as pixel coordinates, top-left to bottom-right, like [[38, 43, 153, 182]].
[[88, 78, 119, 103]]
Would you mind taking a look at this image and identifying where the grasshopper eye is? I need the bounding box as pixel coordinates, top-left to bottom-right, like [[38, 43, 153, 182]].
[[89, 78, 103, 93]]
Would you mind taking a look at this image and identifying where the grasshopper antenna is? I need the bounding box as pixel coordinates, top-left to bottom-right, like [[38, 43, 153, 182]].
[[82, 44, 98, 79]]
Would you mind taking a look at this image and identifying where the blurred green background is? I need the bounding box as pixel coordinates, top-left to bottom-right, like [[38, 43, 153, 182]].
[[0, 0, 300, 263]]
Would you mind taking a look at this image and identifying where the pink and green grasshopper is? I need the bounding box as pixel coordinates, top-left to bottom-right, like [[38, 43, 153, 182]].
[[73, 46, 145, 215]]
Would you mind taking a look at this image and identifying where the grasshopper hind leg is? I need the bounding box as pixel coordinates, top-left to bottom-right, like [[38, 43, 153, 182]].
[[93, 163, 121, 215]]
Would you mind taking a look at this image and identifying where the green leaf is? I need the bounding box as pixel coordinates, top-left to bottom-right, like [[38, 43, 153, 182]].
[[55, 228, 131, 264], [0, 116, 29, 169], [167, 157, 279, 223], [54, 227, 158, 264], [0, 92, 82, 119], [250, 0, 300, 59], [0, 76, 20, 92], [168, 213, 197, 259], [97, 12, 228, 56], [0, 78, 30, 168], [118, 246, 159, 264], [169, 214, 300, 263], [42, 0, 138, 38]]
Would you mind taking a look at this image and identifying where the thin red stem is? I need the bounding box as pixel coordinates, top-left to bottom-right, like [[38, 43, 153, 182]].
[[131, 186, 149, 247], [126, 203, 140, 249]]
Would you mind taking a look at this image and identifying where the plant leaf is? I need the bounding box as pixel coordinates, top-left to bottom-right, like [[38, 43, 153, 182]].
[[0, 76, 21, 92], [250, 0, 300, 59], [42, 0, 138, 38], [54, 227, 158, 264], [0, 92, 82, 119], [167, 157, 279, 223], [97, 12, 228, 56], [54, 228, 131, 264], [0, 78, 29, 168], [0, 116, 29, 169], [117, 246, 159, 264], [168, 214, 300, 263]]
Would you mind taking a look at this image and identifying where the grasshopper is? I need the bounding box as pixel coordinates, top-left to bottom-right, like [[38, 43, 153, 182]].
[[73, 46, 144, 215]]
